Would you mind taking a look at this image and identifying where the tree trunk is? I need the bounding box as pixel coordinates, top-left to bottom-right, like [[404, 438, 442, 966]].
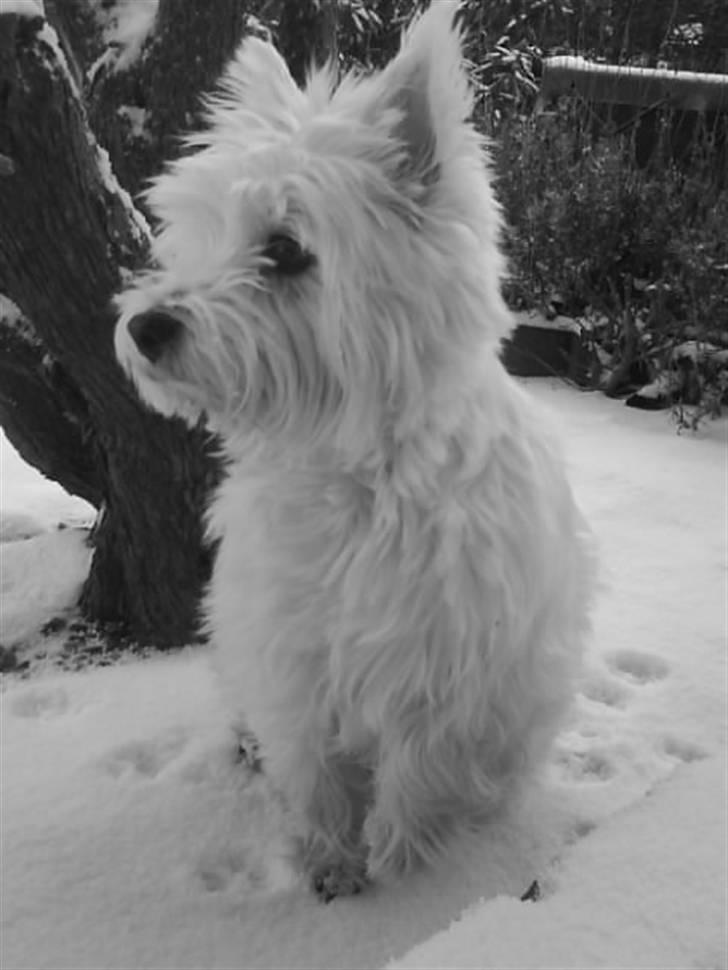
[[0, 9, 235, 646], [276, 0, 335, 85]]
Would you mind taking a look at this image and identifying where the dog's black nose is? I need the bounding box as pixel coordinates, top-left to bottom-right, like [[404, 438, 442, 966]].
[[127, 310, 182, 363]]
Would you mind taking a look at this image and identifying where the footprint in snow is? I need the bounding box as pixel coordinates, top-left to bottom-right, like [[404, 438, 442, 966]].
[[197, 846, 253, 892], [99, 728, 189, 780], [551, 644, 708, 813], [660, 736, 707, 764], [10, 685, 70, 719], [196, 839, 298, 896], [552, 746, 617, 784], [605, 648, 670, 684], [550, 649, 672, 790], [579, 672, 631, 710], [577, 648, 670, 716]]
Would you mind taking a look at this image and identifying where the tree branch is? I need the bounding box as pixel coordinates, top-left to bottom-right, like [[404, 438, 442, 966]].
[[88, 0, 247, 206], [0, 317, 103, 508], [44, 0, 105, 91], [0, 11, 149, 416]]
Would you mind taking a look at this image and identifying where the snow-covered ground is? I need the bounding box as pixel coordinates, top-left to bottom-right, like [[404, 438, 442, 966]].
[[1, 380, 726, 970]]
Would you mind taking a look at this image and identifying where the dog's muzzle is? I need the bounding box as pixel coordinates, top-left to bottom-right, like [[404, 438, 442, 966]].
[[126, 309, 183, 363]]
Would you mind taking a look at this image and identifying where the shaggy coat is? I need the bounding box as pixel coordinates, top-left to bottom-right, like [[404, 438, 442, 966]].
[[116, 1, 595, 898]]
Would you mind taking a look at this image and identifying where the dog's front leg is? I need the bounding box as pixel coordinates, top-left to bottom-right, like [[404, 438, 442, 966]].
[[261, 710, 372, 901], [364, 714, 479, 883], [302, 752, 372, 902]]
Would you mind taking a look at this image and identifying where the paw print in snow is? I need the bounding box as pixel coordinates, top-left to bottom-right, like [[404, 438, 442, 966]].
[[99, 728, 189, 780]]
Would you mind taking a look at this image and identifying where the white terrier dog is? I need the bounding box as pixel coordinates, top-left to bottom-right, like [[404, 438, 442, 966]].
[[116, 1, 594, 900]]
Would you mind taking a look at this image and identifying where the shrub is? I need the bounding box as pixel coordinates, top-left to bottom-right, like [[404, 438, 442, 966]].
[[493, 103, 728, 415]]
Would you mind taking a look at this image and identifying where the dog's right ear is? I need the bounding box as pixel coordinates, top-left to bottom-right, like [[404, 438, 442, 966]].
[[346, 1, 475, 201], [210, 36, 305, 131]]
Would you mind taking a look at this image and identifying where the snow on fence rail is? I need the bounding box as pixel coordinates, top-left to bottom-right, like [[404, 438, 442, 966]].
[[539, 57, 728, 113]]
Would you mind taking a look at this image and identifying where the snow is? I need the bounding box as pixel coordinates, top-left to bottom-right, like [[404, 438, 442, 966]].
[[543, 54, 728, 87], [93, 142, 151, 245], [117, 105, 150, 141], [37, 21, 72, 79], [91, 0, 159, 73], [1, 429, 93, 532], [0, 294, 45, 348], [0, 0, 44, 17], [1, 529, 92, 645], [632, 371, 679, 400], [0, 293, 22, 327], [672, 340, 728, 367], [514, 309, 581, 332], [0, 510, 45, 542], [389, 759, 726, 970], [1, 429, 94, 649], [1, 381, 727, 970]]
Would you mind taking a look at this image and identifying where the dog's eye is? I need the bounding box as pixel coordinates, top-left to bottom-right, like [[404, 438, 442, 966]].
[[261, 233, 315, 276]]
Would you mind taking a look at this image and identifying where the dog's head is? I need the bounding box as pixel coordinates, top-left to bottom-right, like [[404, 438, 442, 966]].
[[115, 1, 512, 453]]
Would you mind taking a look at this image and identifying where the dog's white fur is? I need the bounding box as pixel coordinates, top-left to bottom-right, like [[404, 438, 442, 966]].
[[116, 2, 594, 895]]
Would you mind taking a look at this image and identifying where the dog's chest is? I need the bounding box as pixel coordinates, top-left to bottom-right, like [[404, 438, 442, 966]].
[[211, 458, 486, 642], [210, 464, 372, 594], [206, 452, 541, 739]]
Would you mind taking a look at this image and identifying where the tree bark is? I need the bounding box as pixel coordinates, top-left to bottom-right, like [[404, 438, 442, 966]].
[[0, 11, 223, 646], [276, 0, 334, 85], [88, 0, 247, 209]]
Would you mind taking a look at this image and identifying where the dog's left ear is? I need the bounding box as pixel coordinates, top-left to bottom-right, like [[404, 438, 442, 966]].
[[213, 36, 305, 132], [381, 0, 473, 189]]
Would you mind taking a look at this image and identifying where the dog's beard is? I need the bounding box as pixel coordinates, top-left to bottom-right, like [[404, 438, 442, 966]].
[[123, 314, 344, 446]]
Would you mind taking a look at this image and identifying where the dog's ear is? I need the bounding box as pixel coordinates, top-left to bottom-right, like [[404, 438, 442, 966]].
[[213, 36, 305, 130], [381, 0, 473, 189]]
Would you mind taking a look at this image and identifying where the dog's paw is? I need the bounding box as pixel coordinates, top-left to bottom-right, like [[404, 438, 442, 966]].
[[311, 861, 368, 903]]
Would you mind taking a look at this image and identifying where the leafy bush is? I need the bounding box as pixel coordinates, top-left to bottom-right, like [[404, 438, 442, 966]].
[[493, 104, 728, 412]]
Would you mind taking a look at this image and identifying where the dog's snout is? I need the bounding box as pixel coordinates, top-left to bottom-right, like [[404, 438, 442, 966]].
[[127, 310, 182, 363]]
